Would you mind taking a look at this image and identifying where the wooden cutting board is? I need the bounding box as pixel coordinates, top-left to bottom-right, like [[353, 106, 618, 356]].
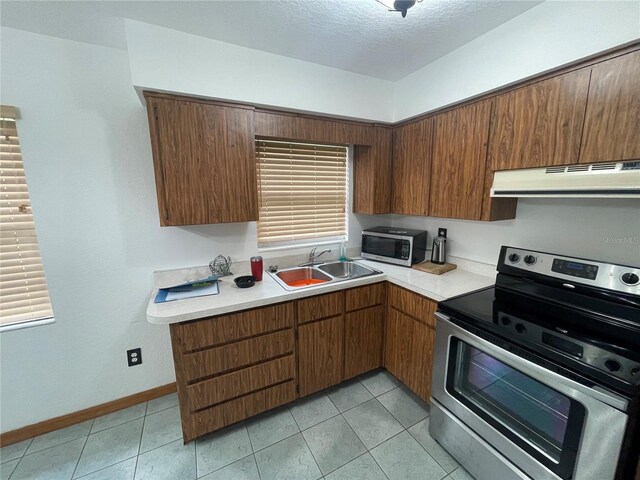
[[412, 261, 457, 275]]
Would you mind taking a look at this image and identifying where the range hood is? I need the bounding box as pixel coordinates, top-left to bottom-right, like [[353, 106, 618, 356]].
[[491, 161, 640, 198]]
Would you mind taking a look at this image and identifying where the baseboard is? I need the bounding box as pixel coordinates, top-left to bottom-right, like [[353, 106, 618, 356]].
[[0, 382, 177, 447]]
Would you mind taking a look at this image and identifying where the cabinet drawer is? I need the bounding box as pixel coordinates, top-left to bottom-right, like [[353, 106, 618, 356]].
[[183, 380, 297, 442], [388, 284, 437, 327], [186, 355, 295, 411], [182, 330, 294, 383], [345, 283, 385, 312], [297, 291, 344, 324], [171, 302, 294, 353]]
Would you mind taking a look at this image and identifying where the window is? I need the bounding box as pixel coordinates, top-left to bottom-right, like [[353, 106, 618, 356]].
[[256, 139, 348, 248], [0, 105, 54, 330]]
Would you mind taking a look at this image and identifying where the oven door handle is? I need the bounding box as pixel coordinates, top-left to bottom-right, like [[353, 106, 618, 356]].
[[434, 312, 629, 412]]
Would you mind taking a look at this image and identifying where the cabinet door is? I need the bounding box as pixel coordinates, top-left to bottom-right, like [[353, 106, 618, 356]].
[[298, 316, 344, 396], [429, 101, 492, 220], [580, 50, 640, 163], [146, 95, 258, 226], [488, 69, 591, 170], [344, 306, 384, 379], [391, 118, 434, 216], [384, 308, 434, 402], [353, 127, 393, 214]]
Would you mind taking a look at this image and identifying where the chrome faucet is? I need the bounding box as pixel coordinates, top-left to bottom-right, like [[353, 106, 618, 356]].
[[299, 247, 332, 267]]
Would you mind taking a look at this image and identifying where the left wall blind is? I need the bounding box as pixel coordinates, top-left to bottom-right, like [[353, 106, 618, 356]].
[[0, 105, 54, 328]]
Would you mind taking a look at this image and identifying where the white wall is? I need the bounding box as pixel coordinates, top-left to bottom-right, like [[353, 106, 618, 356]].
[[0, 27, 382, 432], [124, 20, 395, 122], [393, 1, 640, 121], [2, 3, 640, 432], [390, 199, 640, 267]]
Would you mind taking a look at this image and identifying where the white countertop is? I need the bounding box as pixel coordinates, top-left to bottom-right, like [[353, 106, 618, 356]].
[[146, 257, 497, 325]]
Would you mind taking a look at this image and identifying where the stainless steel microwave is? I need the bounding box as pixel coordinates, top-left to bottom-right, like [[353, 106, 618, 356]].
[[361, 226, 428, 267]]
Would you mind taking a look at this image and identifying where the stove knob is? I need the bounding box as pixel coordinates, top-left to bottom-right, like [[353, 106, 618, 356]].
[[515, 323, 527, 334], [508, 253, 520, 263], [621, 272, 640, 286], [631, 366, 640, 377], [524, 255, 537, 265], [501, 316, 512, 326], [604, 359, 622, 372]]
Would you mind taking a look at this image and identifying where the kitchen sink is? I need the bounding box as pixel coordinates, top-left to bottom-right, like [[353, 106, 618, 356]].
[[275, 267, 332, 288], [318, 261, 377, 279], [269, 261, 382, 291]]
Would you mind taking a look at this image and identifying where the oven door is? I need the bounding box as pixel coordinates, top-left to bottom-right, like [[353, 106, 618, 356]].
[[432, 313, 628, 480]]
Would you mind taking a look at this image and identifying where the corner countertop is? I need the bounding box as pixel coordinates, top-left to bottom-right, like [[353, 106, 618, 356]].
[[146, 257, 497, 325]]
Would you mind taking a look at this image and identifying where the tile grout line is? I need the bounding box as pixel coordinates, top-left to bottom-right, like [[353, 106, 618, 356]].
[[245, 421, 256, 454], [323, 389, 343, 417], [132, 408, 147, 480], [6, 438, 33, 480], [73, 456, 135, 480], [191, 437, 197, 480], [405, 419, 459, 476], [251, 451, 262, 480], [365, 446, 392, 480], [69, 430, 91, 480], [366, 427, 407, 479], [287, 403, 324, 479], [22, 418, 97, 458]]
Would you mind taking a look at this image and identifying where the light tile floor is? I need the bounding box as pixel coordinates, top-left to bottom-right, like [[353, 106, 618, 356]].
[[0, 371, 476, 480]]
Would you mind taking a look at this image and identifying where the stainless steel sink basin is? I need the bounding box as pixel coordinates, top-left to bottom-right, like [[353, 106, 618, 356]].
[[318, 261, 378, 279], [269, 261, 382, 291], [275, 267, 332, 288]]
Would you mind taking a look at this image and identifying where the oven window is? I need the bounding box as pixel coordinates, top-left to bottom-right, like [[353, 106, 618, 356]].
[[447, 340, 585, 478]]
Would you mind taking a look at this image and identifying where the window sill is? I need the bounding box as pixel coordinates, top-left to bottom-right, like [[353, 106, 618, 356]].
[[0, 316, 55, 333]]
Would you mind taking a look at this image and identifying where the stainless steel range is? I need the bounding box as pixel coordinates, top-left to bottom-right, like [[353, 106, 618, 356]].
[[430, 246, 640, 480]]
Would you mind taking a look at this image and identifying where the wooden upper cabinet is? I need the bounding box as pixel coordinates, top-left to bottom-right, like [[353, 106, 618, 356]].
[[392, 118, 434, 216], [353, 126, 393, 214], [429, 100, 492, 220], [580, 50, 640, 163], [254, 111, 373, 145], [145, 93, 258, 226], [488, 69, 591, 170]]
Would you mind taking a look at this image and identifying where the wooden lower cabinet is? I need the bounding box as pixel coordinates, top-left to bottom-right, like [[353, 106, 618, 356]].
[[170, 302, 296, 443], [384, 285, 437, 403], [298, 315, 344, 396], [385, 308, 435, 403], [169, 281, 434, 442], [344, 306, 384, 379]]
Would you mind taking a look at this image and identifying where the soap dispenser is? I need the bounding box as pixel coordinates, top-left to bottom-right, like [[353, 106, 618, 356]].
[[339, 237, 347, 261]]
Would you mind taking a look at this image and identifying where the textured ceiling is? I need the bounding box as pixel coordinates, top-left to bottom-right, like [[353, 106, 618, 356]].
[[0, 0, 542, 81]]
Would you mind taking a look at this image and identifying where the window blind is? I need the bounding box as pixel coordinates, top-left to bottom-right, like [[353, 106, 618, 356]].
[[0, 105, 54, 327], [256, 139, 348, 247]]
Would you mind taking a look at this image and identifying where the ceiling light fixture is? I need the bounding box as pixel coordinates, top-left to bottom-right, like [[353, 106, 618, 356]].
[[377, 0, 422, 18]]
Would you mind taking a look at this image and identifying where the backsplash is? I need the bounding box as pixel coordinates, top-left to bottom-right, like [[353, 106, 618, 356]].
[[389, 198, 640, 266]]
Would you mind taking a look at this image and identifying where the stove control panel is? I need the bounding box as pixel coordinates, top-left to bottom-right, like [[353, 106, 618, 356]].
[[500, 246, 640, 295], [551, 259, 599, 280]]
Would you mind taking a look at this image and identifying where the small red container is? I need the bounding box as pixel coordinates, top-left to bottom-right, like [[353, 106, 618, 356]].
[[250, 256, 264, 281]]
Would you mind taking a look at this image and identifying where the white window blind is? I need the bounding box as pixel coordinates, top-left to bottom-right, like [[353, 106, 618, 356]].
[[256, 139, 348, 247], [0, 105, 54, 328]]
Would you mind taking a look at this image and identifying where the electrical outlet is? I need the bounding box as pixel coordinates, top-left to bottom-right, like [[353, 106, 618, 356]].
[[127, 348, 142, 367], [438, 228, 447, 238]]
